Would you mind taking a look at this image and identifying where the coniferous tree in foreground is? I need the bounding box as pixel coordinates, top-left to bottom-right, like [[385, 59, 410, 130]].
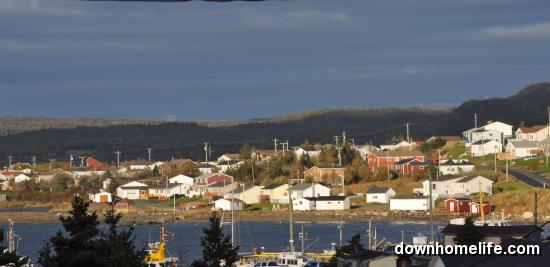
[[191, 211, 240, 267], [97, 202, 146, 267], [0, 229, 29, 267], [39, 196, 145, 267]]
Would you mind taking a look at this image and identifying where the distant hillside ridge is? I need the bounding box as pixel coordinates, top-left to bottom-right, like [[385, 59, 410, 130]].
[[0, 82, 548, 165]]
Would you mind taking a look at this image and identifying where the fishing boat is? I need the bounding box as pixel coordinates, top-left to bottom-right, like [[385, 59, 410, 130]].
[[237, 182, 333, 267], [145, 223, 178, 267]]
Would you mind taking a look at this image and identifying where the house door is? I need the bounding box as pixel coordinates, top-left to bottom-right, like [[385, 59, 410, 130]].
[[450, 202, 455, 212], [100, 195, 108, 203], [472, 205, 478, 214]]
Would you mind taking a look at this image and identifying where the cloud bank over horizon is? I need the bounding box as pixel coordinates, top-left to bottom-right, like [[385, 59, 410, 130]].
[[1, 0, 549, 120]]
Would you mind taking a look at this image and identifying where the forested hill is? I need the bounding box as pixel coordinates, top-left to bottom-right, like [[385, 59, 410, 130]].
[[0, 83, 548, 165]]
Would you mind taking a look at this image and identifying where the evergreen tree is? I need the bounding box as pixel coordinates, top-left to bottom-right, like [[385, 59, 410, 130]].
[[97, 202, 146, 267], [191, 212, 239, 267], [0, 228, 29, 267], [453, 217, 483, 245], [39, 197, 145, 267], [39, 196, 101, 267]]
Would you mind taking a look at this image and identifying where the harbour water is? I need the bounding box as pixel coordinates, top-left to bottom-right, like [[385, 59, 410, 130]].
[[1, 220, 443, 264]]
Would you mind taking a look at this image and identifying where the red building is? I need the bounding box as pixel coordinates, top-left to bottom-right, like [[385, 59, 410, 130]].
[[367, 150, 425, 173], [470, 202, 491, 215], [444, 197, 472, 213], [394, 159, 431, 175]]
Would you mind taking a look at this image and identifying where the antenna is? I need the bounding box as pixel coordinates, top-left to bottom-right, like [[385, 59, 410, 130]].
[[474, 113, 478, 128], [406, 123, 410, 143], [147, 148, 152, 163], [7, 155, 12, 169], [115, 150, 121, 167]]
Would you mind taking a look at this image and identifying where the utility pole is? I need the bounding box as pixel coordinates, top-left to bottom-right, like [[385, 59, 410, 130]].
[[272, 138, 279, 153], [69, 154, 73, 171], [474, 113, 478, 128], [49, 159, 56, 173], [428, 171, 434, 243], [7, 155, 12, 169], [31, 156, 36, 168], [336, 146, 343, 167], [281, 141, 289, 156], [505, 158, 509, 182], [79, 156, 85, 168], [147, 148, 152, 163], [534, 191, 538, 226], [342, 131, 347, 145], [333, 136, 340, 146], [349, 138, 355, 147], [546, 106, 549, 166], [406, 123, 410, 143], [436, 149, 442, 180], [386, 150, 390, 181], [115, 150, 121, 167], [494, 146, 498, 173], [203, 143, 209, 163]]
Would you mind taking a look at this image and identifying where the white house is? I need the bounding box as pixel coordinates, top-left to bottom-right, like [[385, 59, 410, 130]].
[[88, 190, 112, 203], [148, 183, 189, 199], [314, 196, 350, 210], [366, 188, 396, 204], [224, 184, 262, 204], [198, 163, 217, 174], [294, 148, 321, 159], [290, 183, 331, 199], [390, 197, 432, 211], [116, 181, 149, 200], [380, 141, 416, 151], [505, 140, 542, 158], [438, 159, 475, 176], [217, 154, 240, 163], [352, 145, 379, 160], [293, 197, 316, 211], [470, 140, 502, 157], [421, 175, 493, 199], [169, 174, 195, 185], [214, 198, 243, 211], [14, 174, 31, 183], [483, 121, 513, 138], [216, 160, 243, 173]]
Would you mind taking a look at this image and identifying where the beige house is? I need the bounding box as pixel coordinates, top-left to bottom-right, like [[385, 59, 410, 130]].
[[260, 184, 290, 204], [515, 125, 549, 142], [303, 166, 345, 185], [225, 184, 262, 204]]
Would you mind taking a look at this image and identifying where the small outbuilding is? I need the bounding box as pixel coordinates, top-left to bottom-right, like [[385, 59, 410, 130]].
[[214, 198, 243, 211], [366, 187, 396, 204]]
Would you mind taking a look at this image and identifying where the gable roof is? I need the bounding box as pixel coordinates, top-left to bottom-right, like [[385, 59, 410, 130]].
[[439, 159, 473, 166], [367, 187, 392, 194], [456, 175, 492, 183], [472, 139, 500, 145], [518, 125, 547, 133], [290, 183, 313, 191], [371, 150, 424, 157], [305, 196, 347, 201], [120, 181, 148, 189], [507, 140, 541, 148], [228, 184, 255, 194], [263, 183, 284, 190]]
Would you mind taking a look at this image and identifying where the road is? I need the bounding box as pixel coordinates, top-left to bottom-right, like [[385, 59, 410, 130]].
[[502, 168, 550, 188]]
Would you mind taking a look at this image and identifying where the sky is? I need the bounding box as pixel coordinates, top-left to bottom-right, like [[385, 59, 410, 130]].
[[1, 0, 549, 120]]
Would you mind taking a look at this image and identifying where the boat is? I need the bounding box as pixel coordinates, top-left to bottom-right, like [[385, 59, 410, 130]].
[[237, 182, 333, 267], [145, 223, 178, 267]]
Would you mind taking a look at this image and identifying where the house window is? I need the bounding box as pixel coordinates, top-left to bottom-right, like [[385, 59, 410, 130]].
[[432, 184, 436, 189]]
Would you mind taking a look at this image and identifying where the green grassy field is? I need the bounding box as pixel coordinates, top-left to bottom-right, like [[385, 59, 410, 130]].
[[448, 143, 467, 158], [159, 196, 207, 206], [493, 181, 531, 193]]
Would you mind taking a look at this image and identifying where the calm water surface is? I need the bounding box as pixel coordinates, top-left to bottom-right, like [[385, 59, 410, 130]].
[[1, 220, 444, 264]]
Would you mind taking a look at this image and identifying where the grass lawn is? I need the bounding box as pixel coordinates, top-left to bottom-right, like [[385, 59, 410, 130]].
[[245, 203, 275, 211], [511, 156, 550, 173], [159, 196, 206, 206], [448, 143, 467, 158], [493, 181, 531, 193]]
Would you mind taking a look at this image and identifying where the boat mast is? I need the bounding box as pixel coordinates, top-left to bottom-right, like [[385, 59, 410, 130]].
[[8, 219, 15, 253], [479, 180, 484, 222], [288, 180, 295, 253]]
